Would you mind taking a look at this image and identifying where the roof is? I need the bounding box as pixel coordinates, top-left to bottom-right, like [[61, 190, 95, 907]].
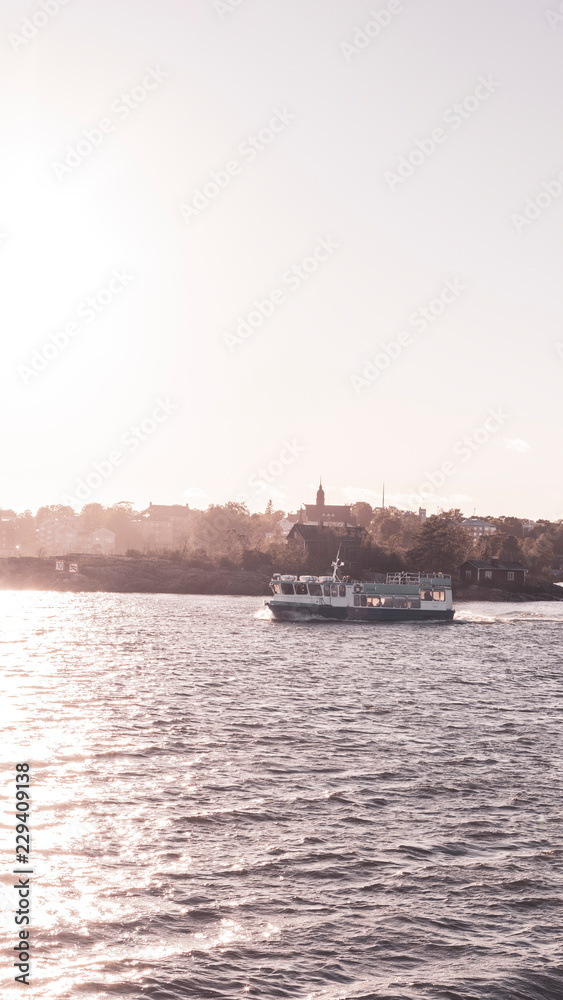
[[146, 504, 192, 518], [288, 523, 326, 540], [462, 519, 496, 528], [288, 523, 365, 541], [462, 560, 526, 570], [304, 504, 357, 525]]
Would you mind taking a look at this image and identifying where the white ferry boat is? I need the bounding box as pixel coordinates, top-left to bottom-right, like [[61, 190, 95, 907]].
[[265, 553, 454, 623]]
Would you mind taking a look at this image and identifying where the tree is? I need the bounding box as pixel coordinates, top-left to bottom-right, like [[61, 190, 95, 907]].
[[497, 534, 522, 562], [535, 533, 555, 572], [407, 515, 469, 574], [437, 508, 465, 524], [79, 503, 107, 531], [36, 504, 75, 523], [367, 506, 414, 553], [351, 501, 373, 528], [105, 502, 142, 554]]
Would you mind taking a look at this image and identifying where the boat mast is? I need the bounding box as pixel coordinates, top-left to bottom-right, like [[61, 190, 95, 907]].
[[331, 544, 344, 582]]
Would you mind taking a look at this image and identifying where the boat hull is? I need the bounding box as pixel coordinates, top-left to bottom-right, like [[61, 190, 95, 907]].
[[265, 601, 455, 622]]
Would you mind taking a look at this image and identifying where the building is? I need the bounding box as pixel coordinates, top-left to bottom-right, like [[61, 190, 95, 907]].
[[0, 510, 17, 556], [37, 518, 115, 556], [90, 528, 116, 555], [38, 517, 79, 555], [140, 503, 193, 550], [461, 518, 497, 545], [459, 560, 527, 586], [286, 523, 368, 571], [278, 514, 300, 538], [302, 481, 357, 528]]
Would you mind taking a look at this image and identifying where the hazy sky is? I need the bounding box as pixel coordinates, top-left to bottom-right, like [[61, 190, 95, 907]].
[[2, 0, 562, 519]]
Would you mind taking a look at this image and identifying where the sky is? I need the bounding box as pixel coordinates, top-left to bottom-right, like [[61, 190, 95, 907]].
[[2, 0, 562, 520]]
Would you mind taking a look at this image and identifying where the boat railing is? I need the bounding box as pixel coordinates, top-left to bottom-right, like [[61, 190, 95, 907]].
[[386, 572, 421, 584]]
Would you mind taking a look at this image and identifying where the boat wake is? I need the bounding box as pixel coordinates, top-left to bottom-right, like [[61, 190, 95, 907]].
[[254, 606, 273, 620], [455, 606, 563, 625]]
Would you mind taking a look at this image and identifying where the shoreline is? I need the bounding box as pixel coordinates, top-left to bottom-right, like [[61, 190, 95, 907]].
[[1, 556, 562, 601]]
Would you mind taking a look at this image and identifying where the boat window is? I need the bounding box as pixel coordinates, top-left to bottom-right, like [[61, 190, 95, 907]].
[[281, 582, 295, 595], [408, 598, 421, 609], [421, 589, 433, 601], [295, 583, 307, 595], [308, 583, 322, 596], [272, 583, 281, 594], [339, 585, 346, 597], [433, 590, 445, 602], [361, 595, 367, 607], [367, 596, 381, 607], [394, 597, 407, 608], [353, 595, 361, 607], [381, 596, 394, 607], [323, 585, 331, 597], [331, 585, 339, 597]]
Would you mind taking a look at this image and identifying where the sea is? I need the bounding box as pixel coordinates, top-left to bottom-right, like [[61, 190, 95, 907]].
[[1, 592, 562, 1000]]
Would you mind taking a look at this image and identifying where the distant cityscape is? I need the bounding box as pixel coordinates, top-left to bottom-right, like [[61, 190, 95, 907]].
[[1, 481, 561, 580]]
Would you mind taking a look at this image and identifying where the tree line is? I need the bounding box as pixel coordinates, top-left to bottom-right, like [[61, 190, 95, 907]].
[[5, 500, 563, 580]]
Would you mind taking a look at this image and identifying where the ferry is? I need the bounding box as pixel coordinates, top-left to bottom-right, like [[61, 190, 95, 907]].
[[265, 552, 454, 622]]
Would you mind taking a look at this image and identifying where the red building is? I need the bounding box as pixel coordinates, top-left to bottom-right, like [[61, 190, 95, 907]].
[[459, 559, 527, 586]]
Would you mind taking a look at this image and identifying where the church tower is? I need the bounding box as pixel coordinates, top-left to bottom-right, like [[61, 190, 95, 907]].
[[316, 479, 325, 509]]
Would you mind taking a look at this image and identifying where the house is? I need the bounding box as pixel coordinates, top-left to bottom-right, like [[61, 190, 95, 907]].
[[38, 517, 79, 555], [278, 514, 300, 538], [140, 503, 193, 549], [287, 522, 367, 565], [459, 560, 527, 586], [37, 518, 116, 555], [462, 518, 497, 545], [89, 528, 116, 555]]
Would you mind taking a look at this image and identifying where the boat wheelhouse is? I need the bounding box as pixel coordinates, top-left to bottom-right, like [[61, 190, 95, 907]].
[[265, 564, 454, 622]]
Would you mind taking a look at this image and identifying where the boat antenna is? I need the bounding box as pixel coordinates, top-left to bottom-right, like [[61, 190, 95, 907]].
[[331, 543, 344, 582]]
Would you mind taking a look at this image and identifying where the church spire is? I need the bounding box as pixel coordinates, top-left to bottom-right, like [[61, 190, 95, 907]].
[[316, 478, 325, 509]]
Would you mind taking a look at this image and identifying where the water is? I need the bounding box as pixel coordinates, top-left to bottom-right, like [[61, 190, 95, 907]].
[[1, 593, 562, 1000]]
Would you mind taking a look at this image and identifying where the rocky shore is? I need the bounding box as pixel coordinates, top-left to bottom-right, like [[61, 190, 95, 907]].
[[1, 555, 562, 601], [453, 579, 563, 602], [0, 555, 271, 596]]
